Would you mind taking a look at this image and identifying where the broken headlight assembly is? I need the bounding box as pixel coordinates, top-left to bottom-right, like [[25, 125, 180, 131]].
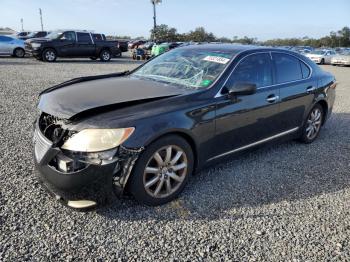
[[52, 128, 135, 173]]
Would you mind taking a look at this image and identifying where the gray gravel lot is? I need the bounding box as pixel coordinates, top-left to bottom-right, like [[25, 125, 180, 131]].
[[0, 56, 349, 261]]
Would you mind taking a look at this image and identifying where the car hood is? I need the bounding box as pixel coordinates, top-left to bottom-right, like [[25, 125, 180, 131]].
[[38, 76, 191, 119], [26, 38, 51, 44]]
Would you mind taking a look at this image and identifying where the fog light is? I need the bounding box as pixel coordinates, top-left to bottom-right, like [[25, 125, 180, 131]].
[[67, 200, 97, 209]]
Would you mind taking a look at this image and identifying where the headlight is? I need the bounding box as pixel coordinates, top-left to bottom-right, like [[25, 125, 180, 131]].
[[31, 43, 41, 48], [61, 128, 135, 152]]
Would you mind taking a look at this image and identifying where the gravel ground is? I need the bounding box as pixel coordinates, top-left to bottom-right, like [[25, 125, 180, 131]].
[[0, 56, 349, 261]]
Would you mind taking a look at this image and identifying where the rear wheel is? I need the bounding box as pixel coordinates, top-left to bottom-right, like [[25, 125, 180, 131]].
[[128, 135, 194, 206], [299, 104, 324, 143], [100, 49, 111, 62], [13, 48, 25, 58], [42, 48, 57, 62]]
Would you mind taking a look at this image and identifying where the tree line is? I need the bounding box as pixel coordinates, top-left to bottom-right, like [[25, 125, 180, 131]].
[[145, 25, 349, 47]]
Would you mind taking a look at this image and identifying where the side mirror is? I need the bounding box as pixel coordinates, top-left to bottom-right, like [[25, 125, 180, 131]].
[[227, 82, 257, 96]]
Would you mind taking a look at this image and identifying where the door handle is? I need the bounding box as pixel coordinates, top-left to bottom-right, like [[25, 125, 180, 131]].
[[306, 86, 316, 93], [266, 94, 279, 103]]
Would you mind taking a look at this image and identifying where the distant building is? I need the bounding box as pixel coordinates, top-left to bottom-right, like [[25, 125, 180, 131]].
[[0, 27, 17, 35]]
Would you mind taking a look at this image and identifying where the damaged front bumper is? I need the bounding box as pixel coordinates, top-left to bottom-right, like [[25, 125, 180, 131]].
[[33, 121, 143, 209]]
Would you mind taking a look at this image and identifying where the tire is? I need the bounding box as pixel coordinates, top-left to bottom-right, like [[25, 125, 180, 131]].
[[320, 58, 325, 65], [90, 57, 97, 60], [13, 48, 25, 58], [299, 104, 324, 143], [100, 49, 111, 62], [128, 135, 194, 206], [42, 48, 57, 62]]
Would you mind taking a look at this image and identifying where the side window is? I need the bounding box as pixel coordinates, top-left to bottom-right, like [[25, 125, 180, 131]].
[[0, 36, 12, 42], [228, 53, 273, 88], [61, 31, 76, 41], [77, 32, 92, 43], [92, 34, 102, 41], [300, 61, 310, 79], [272, 53, 302, 84]]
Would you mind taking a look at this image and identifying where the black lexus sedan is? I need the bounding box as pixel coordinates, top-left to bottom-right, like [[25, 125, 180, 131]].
[[33, 44, 336, 209]]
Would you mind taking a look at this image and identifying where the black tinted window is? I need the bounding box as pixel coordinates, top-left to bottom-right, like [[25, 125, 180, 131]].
[[37, 32, 47, 37], [0, 36, 12, 42], [273, 53, 302, 83], [92, 34, 103, 41], [77, 32, 92, 43], [229, 53, 273, 88], [300, 61, 310, 78]]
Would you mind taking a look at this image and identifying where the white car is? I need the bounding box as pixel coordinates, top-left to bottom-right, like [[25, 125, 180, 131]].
[[0, 35, 25, 57], [331, 51, 350, 66], [306, 50, 336, 64]]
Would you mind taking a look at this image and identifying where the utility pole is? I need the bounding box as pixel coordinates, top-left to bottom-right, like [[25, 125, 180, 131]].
[[20, 18, 24, 31], [151, 0, 161, 41], [39, 8, 44, 31]]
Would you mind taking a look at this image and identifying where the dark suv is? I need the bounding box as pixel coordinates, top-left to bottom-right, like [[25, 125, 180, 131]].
[[25, 30, 121, 62]]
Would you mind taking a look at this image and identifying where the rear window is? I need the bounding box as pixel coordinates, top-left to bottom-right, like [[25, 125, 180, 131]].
[[92, 34, 104, 41], [300, 61, 311, 79], [273, 53, 303, 84], [77, 33, 92, 43]]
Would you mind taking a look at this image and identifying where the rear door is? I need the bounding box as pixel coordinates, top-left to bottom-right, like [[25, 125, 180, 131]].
[[272, 52, 316, 131], [213, 52, 282, 159], [76, 32, 95, 56]]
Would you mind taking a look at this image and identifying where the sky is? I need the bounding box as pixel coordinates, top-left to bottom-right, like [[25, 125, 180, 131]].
[[0, 0, 349, 40]]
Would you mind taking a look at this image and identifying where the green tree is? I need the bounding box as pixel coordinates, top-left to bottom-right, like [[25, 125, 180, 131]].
[[150, 24, 178, 42]]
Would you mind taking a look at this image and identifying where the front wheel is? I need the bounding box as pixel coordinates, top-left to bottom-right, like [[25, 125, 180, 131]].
[[299, 104, 324, 143], [42, 48, 57, 62], [100, 49, 111, 62], [128, 135, 194, 206], [13, 48, 25, 58]]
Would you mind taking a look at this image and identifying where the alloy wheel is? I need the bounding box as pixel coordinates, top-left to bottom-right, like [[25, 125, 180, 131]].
[[102, 51, 110, 61], [15, 49, 24, 57], [143, 145, 188, 198], [45, 51, 56, 61], [306, 107, 322, 140]]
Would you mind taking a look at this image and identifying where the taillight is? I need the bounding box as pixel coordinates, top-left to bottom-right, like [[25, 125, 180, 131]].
[[330, 81, 337, 89]]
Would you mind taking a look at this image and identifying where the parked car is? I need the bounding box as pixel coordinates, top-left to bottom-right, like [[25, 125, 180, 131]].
[[14, 31, 31, 38], [331, 51, 350, 66], [25, 30, 121, 62], [305, 49, 336, 64], [0, 35, 25, 57], [128, 40, 146, 49], [19, 31, 48, 40], [33, 45, 336, 209]]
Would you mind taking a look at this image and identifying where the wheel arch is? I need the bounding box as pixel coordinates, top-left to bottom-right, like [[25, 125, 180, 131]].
[[13, 47, 25, 56], [316, 99, 328, 125], [145, 130, 199, 173]]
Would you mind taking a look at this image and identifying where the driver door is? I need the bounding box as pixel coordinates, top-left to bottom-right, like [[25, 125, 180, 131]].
[[58, 31, 76, 57], [212, 52, 282, 159]]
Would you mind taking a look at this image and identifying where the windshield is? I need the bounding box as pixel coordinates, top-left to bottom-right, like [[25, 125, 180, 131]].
[[46, 31, 63, 39], [311, 50, 326, 55], [132, 48, 235, 89], [27, 32, 37, 37]]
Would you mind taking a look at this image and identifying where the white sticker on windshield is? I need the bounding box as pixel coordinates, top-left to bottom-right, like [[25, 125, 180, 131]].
[[203, 56, 230, 64]]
